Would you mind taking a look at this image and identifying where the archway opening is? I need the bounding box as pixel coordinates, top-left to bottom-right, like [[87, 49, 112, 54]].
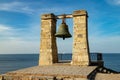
[[56, 18, 73, 63]]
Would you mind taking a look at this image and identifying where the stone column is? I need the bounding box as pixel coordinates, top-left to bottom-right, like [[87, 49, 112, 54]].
[[71, 10, 90, 66], [39, 13, 58, 65]]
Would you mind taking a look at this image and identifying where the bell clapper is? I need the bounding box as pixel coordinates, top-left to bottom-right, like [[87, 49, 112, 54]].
[[63, 36, 65, 40]]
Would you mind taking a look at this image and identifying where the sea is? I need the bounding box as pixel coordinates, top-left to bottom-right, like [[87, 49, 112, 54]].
[[0, 53, 120, 74]]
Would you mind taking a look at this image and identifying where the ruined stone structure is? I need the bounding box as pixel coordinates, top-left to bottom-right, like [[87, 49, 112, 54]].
[[39, 10, 90, 66]]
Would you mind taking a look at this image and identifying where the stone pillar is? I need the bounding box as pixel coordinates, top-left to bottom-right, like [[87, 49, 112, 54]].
[[71, 10, 90, 66], [39, 13, 58, 65]]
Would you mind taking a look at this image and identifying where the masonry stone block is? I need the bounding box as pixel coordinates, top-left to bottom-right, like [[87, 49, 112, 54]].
[[71, 10, 90, 66], [39, 13, 58, 65]]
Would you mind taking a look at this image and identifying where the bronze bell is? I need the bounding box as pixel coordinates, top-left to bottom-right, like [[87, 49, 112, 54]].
[[55, 15, 72, 40]]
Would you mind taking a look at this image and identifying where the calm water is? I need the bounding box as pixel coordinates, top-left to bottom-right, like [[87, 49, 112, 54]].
[[0, 53, 120, 74]]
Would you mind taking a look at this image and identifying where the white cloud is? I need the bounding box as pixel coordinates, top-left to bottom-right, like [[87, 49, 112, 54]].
[[106, 0, 120, 6], [89, 35, 120, 53], [0, 40, 39, 54], [0, 1, 71, 16], [0, 23, 40, 40], [88, 22, 120, 53], [113, 0, 120, 5], [0, 2, 35, 14], [0, 24, 12, 32], [0, 1, 66, 15], [0, 24, 15, 38], [0, 24, 40, 54]]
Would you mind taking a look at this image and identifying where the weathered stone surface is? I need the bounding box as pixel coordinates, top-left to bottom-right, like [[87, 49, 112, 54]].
[[0, 65, 97, 80], [72, 10, 87, 17], [39, 13, 58, 65], [1, 75, 54, 80], [95, 73, 120, 80], [64, 78, 74, 80], [41, 13, 56, 20], [74, 78, 88, 80], [72, 10, 90, 66], [0, 75, 3, 80]]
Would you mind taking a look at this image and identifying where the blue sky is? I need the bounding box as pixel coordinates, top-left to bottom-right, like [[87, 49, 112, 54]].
[[0, 0, 120, 54]]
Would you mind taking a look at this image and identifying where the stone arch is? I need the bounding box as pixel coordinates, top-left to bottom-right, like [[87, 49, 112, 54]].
[[39, 10, 91, 66]]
